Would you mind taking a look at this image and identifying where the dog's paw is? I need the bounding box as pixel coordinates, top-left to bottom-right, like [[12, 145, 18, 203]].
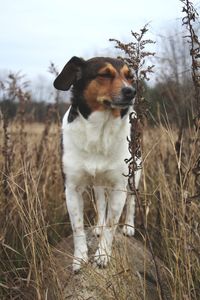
[[94, 247, 111, 268], [73, 249, 88, 272], [122, 224, 135, 237]]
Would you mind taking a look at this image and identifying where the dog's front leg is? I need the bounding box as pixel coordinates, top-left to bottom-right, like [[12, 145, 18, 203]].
[[93, 186, 107, 236], [65, 186, 88, 272], [94, 187, 126, 267]]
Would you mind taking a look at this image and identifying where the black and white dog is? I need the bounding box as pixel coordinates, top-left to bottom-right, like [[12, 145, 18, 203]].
[[54, 56, 141, 271]]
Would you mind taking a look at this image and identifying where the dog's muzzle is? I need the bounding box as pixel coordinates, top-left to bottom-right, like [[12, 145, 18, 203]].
[[111, 86, 136, 108], [100, 86, 136, 109], [122, 86, 136, 101]]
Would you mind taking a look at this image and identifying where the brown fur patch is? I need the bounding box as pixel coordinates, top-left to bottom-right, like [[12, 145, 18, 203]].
[[97, 64, 117, 77], [120, 65, 131, 78]]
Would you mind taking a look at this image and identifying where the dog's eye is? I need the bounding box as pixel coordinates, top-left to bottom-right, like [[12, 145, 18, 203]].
[[125, 73, 134, 80], [97, 73, 114, 79]]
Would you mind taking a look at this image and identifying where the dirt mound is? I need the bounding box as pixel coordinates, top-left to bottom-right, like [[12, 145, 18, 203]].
[[53, 230, 170, 300]]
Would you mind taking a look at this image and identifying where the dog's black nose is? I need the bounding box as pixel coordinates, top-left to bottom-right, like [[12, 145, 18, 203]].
[[122, 86, 136, 100]]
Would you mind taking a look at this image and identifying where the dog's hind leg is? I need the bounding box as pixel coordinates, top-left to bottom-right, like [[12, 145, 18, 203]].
[[65, 185, 88, 272], [93, 186, 107, 236], [123, 167, 141, 236], [123, 192, 136, 236]]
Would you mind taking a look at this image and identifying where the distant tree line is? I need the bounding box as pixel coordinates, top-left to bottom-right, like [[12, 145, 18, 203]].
[[0, 99, 69, 123], [0, 30, 197, 127], [145, 77, 195, 127], [0, 77, 195, 127]]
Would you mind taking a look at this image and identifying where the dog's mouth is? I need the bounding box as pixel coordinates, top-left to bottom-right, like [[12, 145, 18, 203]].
[[103, 99, 133, 109]]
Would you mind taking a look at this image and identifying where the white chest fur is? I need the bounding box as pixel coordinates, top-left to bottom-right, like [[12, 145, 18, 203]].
[[62, 108, 130, 187]]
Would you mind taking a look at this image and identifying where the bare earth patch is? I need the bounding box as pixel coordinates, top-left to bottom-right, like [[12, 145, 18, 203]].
[[53, 230, 171, 300]]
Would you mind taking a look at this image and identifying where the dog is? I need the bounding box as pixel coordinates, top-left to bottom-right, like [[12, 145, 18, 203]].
[[54, 56, 141, 271]]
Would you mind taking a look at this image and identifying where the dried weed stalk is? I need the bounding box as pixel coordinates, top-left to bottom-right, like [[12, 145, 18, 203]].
[[0, 73, 30, 203], [36, 103, 55, 167], [110, 26, 169, 300], [36, 63, 61, 167], [0, 79, 12, 208], [49, 62, 61, 123], [110, 25, 155, 192], [8, 73, 30, 158], [181, 0, 200, 198]]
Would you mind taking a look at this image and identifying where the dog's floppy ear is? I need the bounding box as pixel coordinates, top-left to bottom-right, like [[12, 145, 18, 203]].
[[53, 56, 85, 91]]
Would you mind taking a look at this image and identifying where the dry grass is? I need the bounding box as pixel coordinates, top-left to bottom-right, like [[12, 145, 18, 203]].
[[141, 123, 200, 299], [0, 117, 199, 299], [0, 121, 66, 299]]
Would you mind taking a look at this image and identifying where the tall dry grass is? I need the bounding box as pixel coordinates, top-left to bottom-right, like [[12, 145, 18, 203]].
[[0, 3, 200, 296], [0, 121, 67, 299], [0, 113, 199, 299], [141, 121, 200, 299]]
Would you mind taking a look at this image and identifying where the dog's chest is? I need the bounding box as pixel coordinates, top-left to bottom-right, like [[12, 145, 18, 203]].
[[65, 110, 128, 151], [62, 109, 130, 183], [80, 114, 124, 154]]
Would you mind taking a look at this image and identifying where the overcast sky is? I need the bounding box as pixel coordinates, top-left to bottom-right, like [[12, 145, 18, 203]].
[[0, 0, 199, 82]]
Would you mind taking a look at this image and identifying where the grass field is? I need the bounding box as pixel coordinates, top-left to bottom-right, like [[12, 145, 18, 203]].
[[1, 1, 200, 297], [0, 116, 199, 299]]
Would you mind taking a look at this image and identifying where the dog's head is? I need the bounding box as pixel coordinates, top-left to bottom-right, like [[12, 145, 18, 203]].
[[54, 56, 136, 118]]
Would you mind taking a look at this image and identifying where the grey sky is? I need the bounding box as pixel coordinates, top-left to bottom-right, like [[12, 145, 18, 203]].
[[0, 0, 197, 80]]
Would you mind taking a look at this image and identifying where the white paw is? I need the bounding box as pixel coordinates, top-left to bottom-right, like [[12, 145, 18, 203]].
[[94, 247, 111, 268], [123, 224, 135, 236], [73, 249, 88, 272]]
